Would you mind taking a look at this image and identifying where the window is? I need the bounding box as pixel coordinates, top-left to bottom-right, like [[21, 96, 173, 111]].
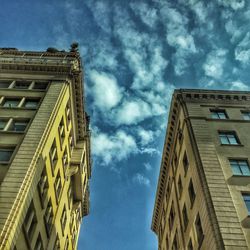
[[61, 205, 67, 234], [169, 203, 175, 230], [219, 131, 240, 145], [24, 99, 39, 109], [66, 101, 71, 126], [0, 120, 7, 130], [0, 81, 11, 88], [68, 183, 73, 209], [53, 234, 60, 250], [243, 194, 250, 215], [242, 111, 250, 120], [178, 176, 183, 197], [50, 139, 58, 173], [64, 235, 69, 250], [38, 167, 49, 207], [0, 148, 14, 163], [188, 239, 193, 250], [55, 171, 62, 201], [182, 204, 188, 230], [23, 201, 37, 241], [183, 152, 189, 175], [44, 198, 53, 235], [59, 118, 65, 148], [210, 109, 228, 119], [33, 82, 48, 90], [34, 233, 43, 250], [195, 214, 204, 247], [2, 98, 21, 108], [72, 226, 77, 247], [188, 180, 196, 207], [172, 231, 178, 250], [69, 130, 74, 154], [63, 148, 68, 173], [229, 159, 250, 176], [14, 81, 30, 89], [11, 120, 28, 132]]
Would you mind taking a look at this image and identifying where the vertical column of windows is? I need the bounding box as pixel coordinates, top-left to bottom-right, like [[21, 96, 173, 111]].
[[44, 199, 53, 235], [23, 201, 37, 243], [38, 166, 49, 208]]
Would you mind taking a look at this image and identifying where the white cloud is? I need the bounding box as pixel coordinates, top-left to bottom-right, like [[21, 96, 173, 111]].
[[217, 0, 245, 10], [203, 49, 227, 79], [114, 99, 152, 125], [228, 81, 249, 91], [85, 0, 112, 33], [144, 163, 152, 171], [92, 130, 138, 165], [160, 5, 197, 75], [235, 32, 250, 64], [89, 70, 123, 111], [137, 128, 154, 145], [129, 2, 158, 28], [133, 173, 150, 186]]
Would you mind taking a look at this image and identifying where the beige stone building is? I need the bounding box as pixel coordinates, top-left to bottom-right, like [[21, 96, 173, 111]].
[[0, 46, 91, 249], [151, 89, 250, 249]]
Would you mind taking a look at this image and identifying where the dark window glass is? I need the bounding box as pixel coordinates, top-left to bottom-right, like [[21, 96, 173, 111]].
[[50, 139, 58, 174], [44, 199, 53, 235], [219, 132, 239, 145], [12, 120, 28, 132], [242, 112, 250, 120], [33, 82, 48, 90], [38, 167, 49, 207], [24, 99, 39, 108], [24, 201, 37, 241], [0, 120, 7, 130], [178, 176, 183, 197], [188, 180, 196, 207], [0, 148, 14, 162], [64, 236, 69, 250], [68, 183, 73, 209], [230, 159, 250, 176], [53, 235, 60, 250], [34, 233, 43, 250], [2, 98, 20, 108], [61, 205, 67, 234], [0, 81, 11, 88], [211, 110, 228, 119], [188, 239, 193, 250], [172, 231, 178, 250], [55, 171, 62, 201], [195, 214, 204, 247], [183, 152, 189, 174], [168, 203, 175, 230], [182, 204, 189, 230], [243, 194, 250, 215], [14, 81, 30, 89]]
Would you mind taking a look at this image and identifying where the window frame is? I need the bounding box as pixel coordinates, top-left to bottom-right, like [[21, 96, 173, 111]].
[[0, 147, 15, 164], [188, 179, 196, 208], [210, 109, 228, 119], [242, 193, 250, 216], [241, 111, 250, 120], [229, 159, 250, 176], [218, 131, 241, 145]]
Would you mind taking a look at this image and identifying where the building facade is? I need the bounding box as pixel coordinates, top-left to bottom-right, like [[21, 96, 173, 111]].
[[152, 89, 250, 250], [0, 46, 91, 250]]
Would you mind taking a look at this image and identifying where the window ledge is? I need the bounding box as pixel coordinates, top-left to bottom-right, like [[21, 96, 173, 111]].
[[220, 144, 244, 147], [227, 175, 250, 185]]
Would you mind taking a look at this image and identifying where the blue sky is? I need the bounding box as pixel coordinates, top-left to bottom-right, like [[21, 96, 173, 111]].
[[1, 0, 250, 249]]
